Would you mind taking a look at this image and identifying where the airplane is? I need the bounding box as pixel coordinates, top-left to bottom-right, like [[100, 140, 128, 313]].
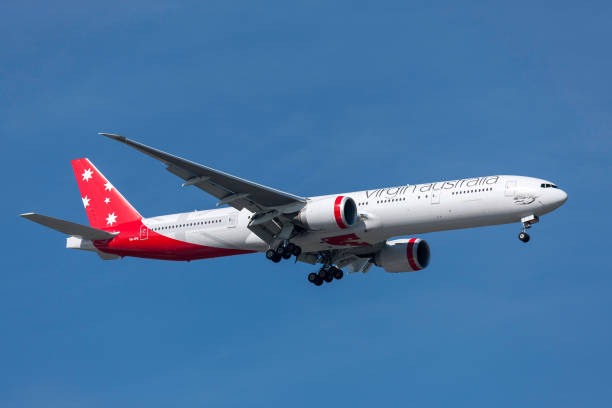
[[21, 133, 568, 286]]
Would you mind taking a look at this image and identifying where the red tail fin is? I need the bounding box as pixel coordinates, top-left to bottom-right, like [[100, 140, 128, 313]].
[[71, 158, 141, 230]]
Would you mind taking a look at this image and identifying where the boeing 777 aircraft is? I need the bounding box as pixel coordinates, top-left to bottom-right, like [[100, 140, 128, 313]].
[[21, 134, 568, 286]]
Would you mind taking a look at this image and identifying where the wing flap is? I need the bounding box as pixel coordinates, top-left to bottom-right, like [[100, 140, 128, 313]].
[[20, 213, 117, 241]]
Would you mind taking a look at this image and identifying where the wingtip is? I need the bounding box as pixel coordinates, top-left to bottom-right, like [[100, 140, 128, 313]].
[[99, 132, 127, 141], [19, 212, 35, 218]]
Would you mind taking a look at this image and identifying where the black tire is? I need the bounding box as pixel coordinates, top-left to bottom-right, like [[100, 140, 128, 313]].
[[323, 273, 334, 283], [276, 246, 286, 255], [308, 272, 318, 283], [318, 268, 327, 278], [286, 242, 296, 253], [272, 253, 282, 263], [314, 277, 323, 286], [519, 232, 530, 243], [333, 269, 344, 280], [292, 245, 302, 257], [265, 249, 276, 260], [282, 251, 292, 260]]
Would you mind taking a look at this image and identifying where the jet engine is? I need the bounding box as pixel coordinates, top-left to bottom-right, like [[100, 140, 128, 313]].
[[375, 238, 430, 273], [297, 195, 358, 231]]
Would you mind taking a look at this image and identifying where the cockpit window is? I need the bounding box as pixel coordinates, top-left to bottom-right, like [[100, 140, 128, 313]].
[[540, 183, 559, 189]]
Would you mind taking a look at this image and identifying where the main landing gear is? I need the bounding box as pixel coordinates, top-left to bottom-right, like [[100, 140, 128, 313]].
[[307, 265, 344, 287], [518, 214, 539, 243], [265, 241, 302, 263]]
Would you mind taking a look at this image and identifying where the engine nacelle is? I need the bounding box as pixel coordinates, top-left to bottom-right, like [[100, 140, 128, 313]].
[[298, 195, 358, 231], [375, 238, 430, 273]]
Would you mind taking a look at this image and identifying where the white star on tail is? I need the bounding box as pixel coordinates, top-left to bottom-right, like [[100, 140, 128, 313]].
[[106, 212, 117, 226], [104, 181, 113, 191], [82, 168, 93, 182], [82, 196, 90, 208], [104, 197, 110, 204]]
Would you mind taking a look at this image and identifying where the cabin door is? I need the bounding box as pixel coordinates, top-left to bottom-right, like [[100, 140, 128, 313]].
[[431, 189, 441, 204], [140, 224, 148, 240], [505, 180, 517, 197]]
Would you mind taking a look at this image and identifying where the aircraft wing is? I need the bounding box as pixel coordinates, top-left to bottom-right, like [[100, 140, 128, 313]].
[[101, 133, 307, 244], [20, 212, 118, 240], [100, 133, 306, 213]]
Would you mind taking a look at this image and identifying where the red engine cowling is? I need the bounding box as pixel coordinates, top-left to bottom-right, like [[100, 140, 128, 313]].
[[375, 238, 430, 273], [297, 195, 358, 231]]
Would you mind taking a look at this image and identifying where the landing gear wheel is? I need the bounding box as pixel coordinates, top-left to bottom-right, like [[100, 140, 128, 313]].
[[328, 266, 342, 280], [285, 242, 296, 253], [317, 267, 334, 283], [309, 272, 323, 286], [276, 245, 286, 255], [282, 251, 292, 260], [265, 249, 276, 260], [272, 253, 282, 263], [518, 232, 530, 243], [292, 245, 302, 257]]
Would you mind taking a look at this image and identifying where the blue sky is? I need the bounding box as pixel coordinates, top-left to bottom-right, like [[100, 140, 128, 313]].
[[2, 1, 611, 406]]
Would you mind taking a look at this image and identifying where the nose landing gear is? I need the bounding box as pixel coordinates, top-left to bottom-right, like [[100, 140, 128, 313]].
[[518, 214, 539, 243]]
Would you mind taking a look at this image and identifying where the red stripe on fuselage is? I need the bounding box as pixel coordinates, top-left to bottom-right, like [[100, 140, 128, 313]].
[[406, 238, 421, 271], [93, 220, 255, 261], [334, 196, 347, 229]]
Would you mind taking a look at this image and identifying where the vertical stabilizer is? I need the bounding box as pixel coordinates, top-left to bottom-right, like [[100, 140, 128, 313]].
[[71, 158, 142, 229]]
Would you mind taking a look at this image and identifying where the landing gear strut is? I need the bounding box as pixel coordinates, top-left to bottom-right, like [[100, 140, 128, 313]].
[[518, 214, 538, 243]]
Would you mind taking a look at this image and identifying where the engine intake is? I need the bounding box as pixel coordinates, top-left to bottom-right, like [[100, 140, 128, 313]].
[[298, 196, 358, 231], [375, 238, 430, 273]]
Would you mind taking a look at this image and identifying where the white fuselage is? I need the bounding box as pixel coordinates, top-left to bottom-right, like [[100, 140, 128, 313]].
[[141, 175, 568, 253]]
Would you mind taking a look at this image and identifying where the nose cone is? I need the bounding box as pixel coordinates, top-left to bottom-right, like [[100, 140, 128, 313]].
[[546, 188, 568, 211], [558, 189, 568, 206]]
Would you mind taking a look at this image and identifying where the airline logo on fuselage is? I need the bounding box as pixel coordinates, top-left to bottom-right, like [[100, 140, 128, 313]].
[[364, 176, 500, 199], [322, 233, 370, 247]]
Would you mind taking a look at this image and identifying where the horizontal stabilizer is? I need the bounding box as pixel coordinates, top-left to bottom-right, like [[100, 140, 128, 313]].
[[20, 213, 118, 241]]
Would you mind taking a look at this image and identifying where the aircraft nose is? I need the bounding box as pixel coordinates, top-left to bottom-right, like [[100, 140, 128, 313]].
[[548, 188, 568, 210], [558, 189, 568, 206], [539, 183, 567, 212]]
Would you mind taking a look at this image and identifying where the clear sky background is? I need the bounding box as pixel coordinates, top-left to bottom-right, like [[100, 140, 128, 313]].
[[2, 1, 611, 407]]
